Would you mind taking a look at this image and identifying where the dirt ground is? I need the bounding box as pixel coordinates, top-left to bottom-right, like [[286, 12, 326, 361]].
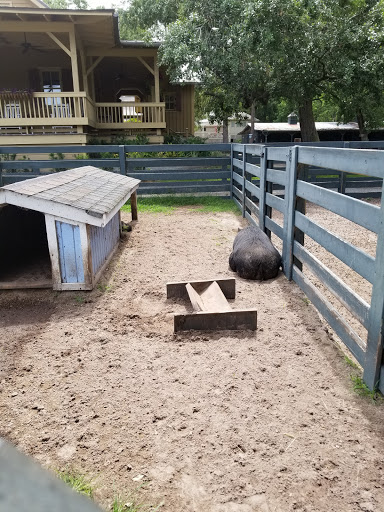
[[1, 204, 384, 512]]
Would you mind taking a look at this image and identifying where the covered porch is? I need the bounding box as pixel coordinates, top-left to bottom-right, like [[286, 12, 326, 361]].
[[0, 7, 166, 144]]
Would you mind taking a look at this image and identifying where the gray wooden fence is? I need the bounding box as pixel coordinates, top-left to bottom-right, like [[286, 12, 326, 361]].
[[1, 141, 384, 392], [231, 143, 384, 393], [0, 143, 231, 195]]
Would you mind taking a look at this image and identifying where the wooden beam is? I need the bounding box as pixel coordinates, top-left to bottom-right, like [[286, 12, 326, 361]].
[[137, 56, 154, 75], [130, 190, 138, 221], [154, 54, 160, 103], [47, 32, 71, 57], [86, 47, 157, 57], [167, 278, 236, 299], [69, 27, 79, 92], [0, 21, 72, 32], [86, 56, 104, 76], [174, 309, 257, 332]]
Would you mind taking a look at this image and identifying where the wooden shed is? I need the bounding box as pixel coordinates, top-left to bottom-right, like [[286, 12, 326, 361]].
[[0, 166, 140, 291]]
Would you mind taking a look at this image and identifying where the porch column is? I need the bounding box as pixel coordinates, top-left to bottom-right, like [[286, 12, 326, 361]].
[[69, 27, 80, 92], [154, 54, 161, 135]]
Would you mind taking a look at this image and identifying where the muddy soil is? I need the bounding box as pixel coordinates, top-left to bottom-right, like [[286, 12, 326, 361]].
[[1, 205, 384, 512]]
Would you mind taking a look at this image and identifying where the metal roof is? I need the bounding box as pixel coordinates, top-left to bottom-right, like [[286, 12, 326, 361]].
[[239, 121, 362, 134], [0, 167, 140, 227]]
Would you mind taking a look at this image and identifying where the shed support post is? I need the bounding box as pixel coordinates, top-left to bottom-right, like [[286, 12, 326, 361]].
[[283, 146, 298, 281], [130, 191, 138, 221]]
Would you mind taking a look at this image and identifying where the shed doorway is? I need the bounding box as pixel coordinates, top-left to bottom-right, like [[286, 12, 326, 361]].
[[0, 205, 52, 289]]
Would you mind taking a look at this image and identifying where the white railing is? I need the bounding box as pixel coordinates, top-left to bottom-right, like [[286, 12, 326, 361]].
[[95, 102, 166, 128]]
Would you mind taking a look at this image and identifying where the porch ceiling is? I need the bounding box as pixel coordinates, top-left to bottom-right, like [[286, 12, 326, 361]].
[[0, 8, 117, 48]]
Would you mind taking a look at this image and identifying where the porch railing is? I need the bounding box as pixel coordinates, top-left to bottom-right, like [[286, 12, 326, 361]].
[[94, 102, 166, 128], [0, 92, 88, 126]]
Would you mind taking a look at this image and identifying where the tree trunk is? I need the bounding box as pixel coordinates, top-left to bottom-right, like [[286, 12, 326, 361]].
[[357, 109, 369, 141], [298, 98, 320, 142], [222, 119, 229, 143], [250, 102, 255, 143]]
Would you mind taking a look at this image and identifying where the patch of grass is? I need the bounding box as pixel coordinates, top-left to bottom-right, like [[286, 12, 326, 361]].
[[121, 196, 240, 215], [74, 295, 85, 304], [344, 355, 359, 369], [97, 283, 112, 292], [350, 375, 383, 403], [57, 470, 94, 498], [301, 297, 311, 305]]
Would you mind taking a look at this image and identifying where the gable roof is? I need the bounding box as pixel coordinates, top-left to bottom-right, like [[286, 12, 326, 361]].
[[0, 167, 140, 227]]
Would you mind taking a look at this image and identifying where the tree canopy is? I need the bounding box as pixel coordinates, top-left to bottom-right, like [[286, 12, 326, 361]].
[[123, 0, 384, 141]]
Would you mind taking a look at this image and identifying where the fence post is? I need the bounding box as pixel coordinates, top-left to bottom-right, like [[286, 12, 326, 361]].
[[282, 146, 298, 281], [242, 145, 246, 217], [230, 144, 233, 199], [258, 146, 268, 232], [363, 183, 384, 391], [338, 141, 350, 194], [119, 145, 126, 175]]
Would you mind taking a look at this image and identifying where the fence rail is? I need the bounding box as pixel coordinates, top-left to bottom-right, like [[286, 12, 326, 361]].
[[0, 143, 231, 195], [231, 143, 384, 393]]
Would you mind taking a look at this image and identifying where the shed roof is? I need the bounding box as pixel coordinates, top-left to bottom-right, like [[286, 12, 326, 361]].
[[0, 167, 140, 228]]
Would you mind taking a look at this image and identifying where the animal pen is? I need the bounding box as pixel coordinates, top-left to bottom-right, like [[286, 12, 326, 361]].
[[0, 141, 383, 393]]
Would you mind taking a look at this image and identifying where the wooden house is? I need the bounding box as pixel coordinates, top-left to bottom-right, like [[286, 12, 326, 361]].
[[0, 166, 139, 290], [0, 0, 195, 146]]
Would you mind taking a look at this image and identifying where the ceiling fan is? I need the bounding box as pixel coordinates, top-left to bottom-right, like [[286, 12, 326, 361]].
[[21, 33, 46, 54]]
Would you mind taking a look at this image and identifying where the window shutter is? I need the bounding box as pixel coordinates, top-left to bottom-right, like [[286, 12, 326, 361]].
[[175, 93, 181, 112], [61, 69, 73, 92], [28, 69, 40, 92]]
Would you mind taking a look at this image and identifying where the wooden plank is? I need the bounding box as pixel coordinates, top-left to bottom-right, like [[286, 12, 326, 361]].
[[128, 171, 230, 181], [296, 180, 380, 233], [245, 197, 259, 218], [0, 280, 52, 290], [127, 157, 230, 168], [266, 146, 289, 161], [295, 211, 375, 283], [293, 267, 366, 365], [363, 182, 384, 389], [167, 278, 236, 300], [245, 162, 261, 177], [138, 184, 230, 195], [282, 146, 298, 279], [244, 145, 263, 156], [258, 147, 268, 232], [130, 191, 138, 221], [186, 283, 205, 312], [264, 216, 284, 240], [266, 168, 287, 186], [233, 157, 243, 170], [245, 180, 260, 199], [198, 281, 232, 312], [265, 192, 286, 214], [293, 242, 370, 329], [298, 146, 384, 177], [174, 309, 257, 332]]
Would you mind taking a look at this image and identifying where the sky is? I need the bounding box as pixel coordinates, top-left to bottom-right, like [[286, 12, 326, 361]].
[[85, 0, 121, 9]]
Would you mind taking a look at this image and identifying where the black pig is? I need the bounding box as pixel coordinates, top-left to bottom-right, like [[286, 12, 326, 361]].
[[229, 225, 281, 280]]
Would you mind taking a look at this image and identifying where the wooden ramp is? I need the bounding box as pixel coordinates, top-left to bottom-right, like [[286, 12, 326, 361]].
[[167, 278, 257, 332]]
